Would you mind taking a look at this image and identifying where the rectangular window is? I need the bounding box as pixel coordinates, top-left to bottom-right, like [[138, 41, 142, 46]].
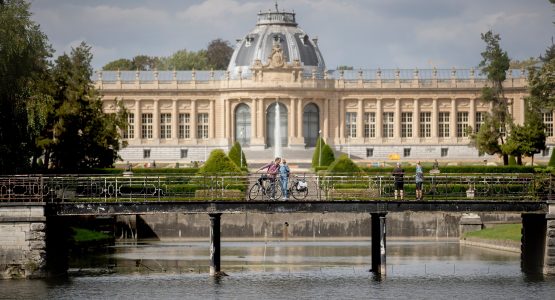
[[401, 112, 412, 138], [382, 112, 394, 138], [438, 112, 450, 137], [543, 147, 550, 157], [419, 112, 431, 137], [160, 113, 172, 139], [346, 112, 357, 138], [441, 148, 448, 157], [366, 148, 374, 157], [141, 113, 153, 139], [475, 112, 484, 133], [143, 149, 151, 159], [543, 112, 554, 137], [403, 148, 411, 157], [456, 112, 469, 137], [364, 112, 375, 138], [180, 149, 188, 158], [197, 113, 209, 139], [179, 113, 190, 139], [123, 113, 134, 139]]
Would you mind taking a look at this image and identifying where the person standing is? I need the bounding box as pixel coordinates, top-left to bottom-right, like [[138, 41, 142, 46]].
[[392, 162, 405, 200], [258, 157, 281, 200], [279, 159, 290, 200], [415, 161, 424, 200]]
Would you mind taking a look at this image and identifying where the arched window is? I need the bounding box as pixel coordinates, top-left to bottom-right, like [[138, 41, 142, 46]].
[[303, 103, 320, 147], [235, 104, 251, 146], [266, 102, 288, 147]]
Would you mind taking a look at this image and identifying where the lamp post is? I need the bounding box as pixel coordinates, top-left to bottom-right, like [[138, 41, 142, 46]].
[[318, 130, 322, 167], [240, 129, 244, 168]]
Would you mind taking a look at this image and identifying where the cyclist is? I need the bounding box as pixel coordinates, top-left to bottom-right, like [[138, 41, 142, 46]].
[[258, 157, 281, 200], [279, 159, 290, 200]]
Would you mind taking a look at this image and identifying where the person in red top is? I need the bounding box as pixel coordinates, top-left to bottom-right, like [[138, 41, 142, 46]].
[[258, 157, 281, 200]]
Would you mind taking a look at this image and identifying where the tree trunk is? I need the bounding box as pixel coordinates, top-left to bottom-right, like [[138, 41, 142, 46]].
[[517, 155, 522, 166], [531, 154, 534, 166], [503, 154, 509, 165]]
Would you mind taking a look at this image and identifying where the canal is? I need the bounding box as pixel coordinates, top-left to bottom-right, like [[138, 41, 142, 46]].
[[1, 239, 554, 299]]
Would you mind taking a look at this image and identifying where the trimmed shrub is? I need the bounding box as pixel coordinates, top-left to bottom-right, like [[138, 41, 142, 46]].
[[198, 149, 241, 174], [311, 137, 325, 168], [549, 149, 555, 167], [228, 141, 248, 169], [320, 144, 335, 167], [327, 154, 363, 173]]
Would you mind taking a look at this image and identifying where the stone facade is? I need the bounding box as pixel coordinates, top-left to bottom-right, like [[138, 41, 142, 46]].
[[0, 204, 46, 279]]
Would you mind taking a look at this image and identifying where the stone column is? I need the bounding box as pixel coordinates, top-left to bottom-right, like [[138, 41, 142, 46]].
[[357, 99, 364, 141], [450, 98, 457, 138], [371, 213, 387, 275], [324, 98, 330, 140], [153, 99, 160, 141], [376, 98, 382, 138], [190, 100, 197, 140], [209, 213, 222, 276], [172, 99, 178, 142], [432, 98, 438, 138], [290, 98, 296, 138], [469, 98, 476, 133], [394, 98, 401, 139], [297, 99, 303, 138], [135, 100, 141, 141], [251, 99, 257, 139], [290, 98, 305, 149], [413, 98, 420, 138], [339, 98, 344, 141], [225, 99, 231, 142], [209, 99, 215, 139]]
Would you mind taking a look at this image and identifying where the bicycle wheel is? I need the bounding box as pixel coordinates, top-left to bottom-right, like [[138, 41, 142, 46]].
[[291, 182, 308, 200], [248, 183, 262, 201]]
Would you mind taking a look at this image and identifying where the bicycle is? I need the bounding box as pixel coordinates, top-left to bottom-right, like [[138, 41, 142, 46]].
[[248, 174, 281, 201], [285, 175, 309, 200]]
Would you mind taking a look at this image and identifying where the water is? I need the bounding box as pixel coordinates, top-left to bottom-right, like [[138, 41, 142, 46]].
[[1, 240, 554, 299]]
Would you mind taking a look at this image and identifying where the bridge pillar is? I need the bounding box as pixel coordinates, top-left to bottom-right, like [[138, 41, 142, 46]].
[[371, 213, 387, 275], [209, 213, 222, 276], [545, 201, 555, 275], [521, 213, 546, 274]]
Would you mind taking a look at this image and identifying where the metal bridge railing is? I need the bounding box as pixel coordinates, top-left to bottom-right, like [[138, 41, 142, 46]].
[[0, 173, 552, 203]]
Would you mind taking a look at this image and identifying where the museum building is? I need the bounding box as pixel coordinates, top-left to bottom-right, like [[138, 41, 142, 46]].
[[96, 7, 552, 163]]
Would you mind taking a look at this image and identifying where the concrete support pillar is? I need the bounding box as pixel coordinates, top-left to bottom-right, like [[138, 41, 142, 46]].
[[521, 213, 547, 274], [209, 213, 222, 276], [371, 213, 387, 275]]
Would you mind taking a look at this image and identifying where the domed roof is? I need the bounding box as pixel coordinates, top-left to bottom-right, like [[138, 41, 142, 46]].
[[227, 6, 326, 78]]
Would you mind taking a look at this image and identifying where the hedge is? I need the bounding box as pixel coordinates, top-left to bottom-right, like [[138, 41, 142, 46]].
[[361, 165, 536, 174]]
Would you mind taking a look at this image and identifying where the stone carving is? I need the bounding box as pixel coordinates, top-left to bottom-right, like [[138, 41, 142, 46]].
[[268, 44, 286, 68]]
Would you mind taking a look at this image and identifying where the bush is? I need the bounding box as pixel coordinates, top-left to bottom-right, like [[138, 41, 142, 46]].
[[228, 141, 247, 169], [361, 165, 535, 174], [508, 155, 517, 166], [198, 149, 241, 174], [311, 137, 325, 168], [549, 149, 555, 167], [320, 144, 335, 166], [327, 154, 363, 173]]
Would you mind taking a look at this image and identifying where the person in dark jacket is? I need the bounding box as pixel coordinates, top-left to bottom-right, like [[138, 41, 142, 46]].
[[392, 162, 405, 200]]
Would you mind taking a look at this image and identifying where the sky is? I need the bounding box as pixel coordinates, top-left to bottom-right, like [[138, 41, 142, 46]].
[[29, 0, 555, 70]]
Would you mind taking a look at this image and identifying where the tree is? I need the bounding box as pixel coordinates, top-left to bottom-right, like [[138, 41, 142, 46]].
[[228, 141, 247, 169], [320, 144, 335, 167], [471, 30, 511, 165], [509, 57, 539, 69], [47, 42, 127, 171], [206, 39, 233, 70], [0, 0, 52, 174], [102, 58, 134, 71], [311, 137, 324, 168], [131, 55, 159, 71], [159, 49, 209, 70]]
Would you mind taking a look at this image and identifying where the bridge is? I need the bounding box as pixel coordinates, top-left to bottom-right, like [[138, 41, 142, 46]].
[[0, 173, 554, 278]]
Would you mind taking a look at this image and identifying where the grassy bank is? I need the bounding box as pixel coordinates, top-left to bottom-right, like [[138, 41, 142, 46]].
[[463, 224, 521, 242], [71, 227, 112, 243]]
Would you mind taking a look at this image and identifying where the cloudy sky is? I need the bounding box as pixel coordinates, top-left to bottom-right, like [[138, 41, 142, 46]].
[[29, 0, 554, 70]]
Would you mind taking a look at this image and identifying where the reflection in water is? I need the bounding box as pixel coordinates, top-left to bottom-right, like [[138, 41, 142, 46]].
[[1, 240, 554, 299]]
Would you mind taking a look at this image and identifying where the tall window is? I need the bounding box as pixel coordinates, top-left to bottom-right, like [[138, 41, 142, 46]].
[[179, 113, 190, 139], [401, 112, 412, 138], [456, 112, 469, 137], [438, 112, 450, 137], [160, 113, 171, 139], [543, 112, 554, 137], [141, 113, 153, 139], [382, 112, 394, 138], [475, 112, 484, 133], [123, 113, 134, 139], [346, 112, 357, 138], [197, 113, 209, 139], [364, 112, 375, 138], [419, 112, 431, 137]]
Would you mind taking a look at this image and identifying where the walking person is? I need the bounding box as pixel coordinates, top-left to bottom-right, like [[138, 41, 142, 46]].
[[415, 161, 424, 200], [279, 159, 290, 201], [392, 162, 405, 200], [258, 157, 281, 200]]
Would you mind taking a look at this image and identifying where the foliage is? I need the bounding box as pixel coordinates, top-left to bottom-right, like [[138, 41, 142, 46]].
[[228, 141, 247, 169], [502, 101, 546, 163], [46, 43, 127, 171], [198, 149, 241, 174], [549, 149, 555, 167], [463, 224, 522, 242], [102, 58, 134, 71], [327, 154, 363, 173], [508, 155, 517, 165], [158, 49, 209, 70], [70, 227, 111, 243], [0, 0, 52, 174], [471, 30, 511, 164], [509, 57, 539, 69], [102, 55, 160, 71], [206, 38, 233, 70], [311, 137, 325, 168], [361, 165, 536, 174], [320, 144, 335, 166]]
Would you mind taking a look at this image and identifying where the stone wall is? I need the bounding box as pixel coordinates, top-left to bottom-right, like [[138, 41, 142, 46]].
[[545, 202, 555, 275], [0, 204, 46, 279]]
